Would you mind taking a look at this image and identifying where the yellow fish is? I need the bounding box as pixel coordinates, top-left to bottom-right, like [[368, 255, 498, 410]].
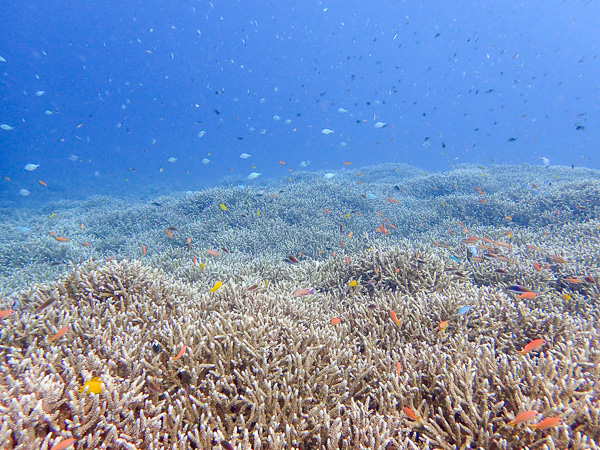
[[257, 210, 261, 216], [209, 281, 223, 293], [348, 280, 357, 287], [440, 201, 446, 207], [199, 263, 205, 269], [219, 203, 227, 211], [80, 377, 103, 394], [48, 213, 57, 219], [561, 293, 571, 301]]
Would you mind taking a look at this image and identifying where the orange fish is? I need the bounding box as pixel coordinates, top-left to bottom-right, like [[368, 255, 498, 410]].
[[324, 208, 331, 214], [277, 160, 287, 165], [518, 292, 538, 300], [529, 416, 561, 430], [81, 242, 91, 247], [526, 244, 539, 250], [565, 278, 581, 284], [403, 406, 419, 421], [390, 310, 401, 325], [518, 338, 546, 356], [507, 410, 538, 426], [172, 344, 187, 362], [448, 228, 454, 236], [164, 230, 173, 238], [330, 317, 341, 325], [342, 162, 352, 165], [48, 231, 56, 237], [142, 245, 147, 257], [49, 326, 69, 342], [192, 256, 198, 265], [533, 262, 541, 271], [55, 236, 68, 242], [374, 211, 383, 216], [50, 438, 76, 450], [205, 249, 221, 256], [0, 309, 14, 320], [396, 361, 402, 374], [38, 180, 47, 186]]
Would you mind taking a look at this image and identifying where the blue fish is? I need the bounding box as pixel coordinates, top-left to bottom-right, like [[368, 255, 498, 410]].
[[456, 306, 471, 316]]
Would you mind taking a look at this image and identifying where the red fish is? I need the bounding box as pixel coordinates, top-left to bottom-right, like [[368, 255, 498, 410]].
[[518, 338, 546, 356], [0, 309, 14, 320], [507, 410, 538, 426], [529, 416, 561, 430]]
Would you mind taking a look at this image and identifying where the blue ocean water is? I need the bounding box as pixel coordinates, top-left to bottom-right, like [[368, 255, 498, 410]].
[[1, 0, 599, 206]]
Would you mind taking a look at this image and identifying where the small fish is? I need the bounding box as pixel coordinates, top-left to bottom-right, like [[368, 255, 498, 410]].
[[348, 280, 357, 287], [321, 128, 334, 135], [518, 338, 546, 356], [49, 326, 69, 342], [164, 230, 173, 238], [19, 189, 30, 196], [390, 310, 401, 325], [209, 281, 223, 293], [403, 406, 419, 421], [206, 250, 221, 256], [55, 236, 69, 242], [565, 277, 582, 284], [24, 163, 39, 171], [529, 416, 561, 430], [518, 292, 538, 300], [508, 285, 533, 293], [240, 153, 251, 159], [292, 288, 314, 297], [168, 157, 177, 163], [533, 262, 541, 271], [219, 203, 227, 211], [247, 172, 261, 180], [50, 438, 76, 450], [439, 320, 449, 338], [35, 298, 56, 312], [0, 309, 14, 320], [330, 317, 341, 325], [561, 293, 571, 301], [80, 377, 103, 394], [167, 226, 179, 231], [287, 255, 299, 264], [456, 306, 471, 316], [142, 245, 147, 257], [507, 410, 538, 426], [323, 173, 335, 179], [337, 108, 347, 113], [1, 124, 14, 131], [192, 256, 198, 265], [172, 344, 187, 362], [146, 378, 162, 394], [221, 247, 230, 253]]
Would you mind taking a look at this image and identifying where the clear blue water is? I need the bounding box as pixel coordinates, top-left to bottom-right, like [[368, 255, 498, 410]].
[[1, 0, 599, 206]]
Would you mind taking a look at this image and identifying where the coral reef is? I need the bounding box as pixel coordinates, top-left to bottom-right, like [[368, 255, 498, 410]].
[[1, 163, 600, 448]]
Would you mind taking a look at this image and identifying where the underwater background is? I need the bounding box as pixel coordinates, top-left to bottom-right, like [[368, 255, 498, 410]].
[[1, 1, 600, 450], [1, 0, 599, 205]]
